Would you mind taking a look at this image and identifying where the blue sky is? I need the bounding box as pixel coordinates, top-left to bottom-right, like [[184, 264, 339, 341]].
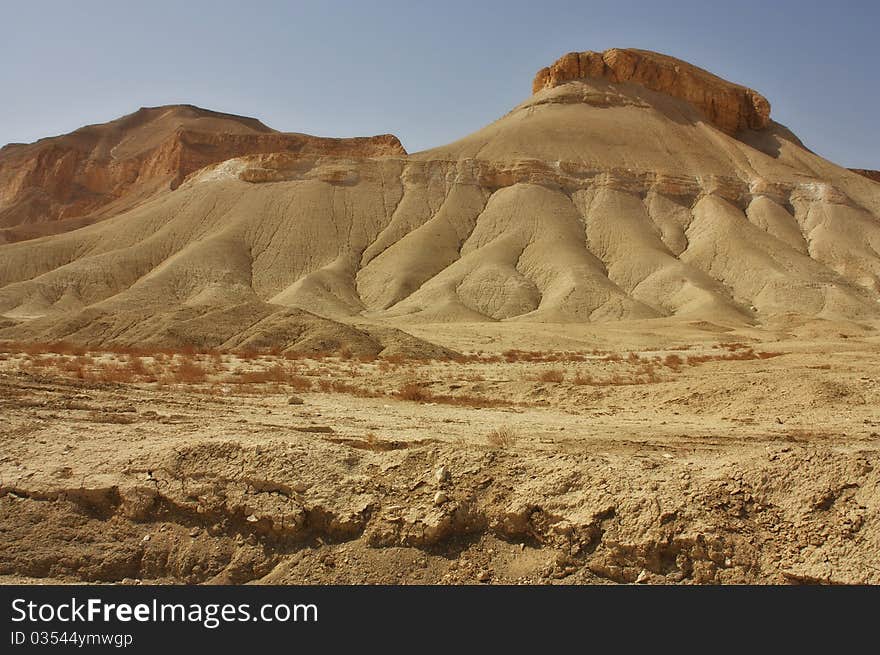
[[2, 0, 877, 167]]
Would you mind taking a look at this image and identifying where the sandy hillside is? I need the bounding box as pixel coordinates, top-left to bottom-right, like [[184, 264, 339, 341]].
[[0, 48, 879, 352]]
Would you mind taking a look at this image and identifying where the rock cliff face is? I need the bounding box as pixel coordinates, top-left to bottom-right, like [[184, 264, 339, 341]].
[[532, 48, 770, 134], [0, 105, 404, 243]]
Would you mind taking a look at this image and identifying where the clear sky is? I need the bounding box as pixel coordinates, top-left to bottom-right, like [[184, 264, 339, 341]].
[[2, 0, 878, 167]]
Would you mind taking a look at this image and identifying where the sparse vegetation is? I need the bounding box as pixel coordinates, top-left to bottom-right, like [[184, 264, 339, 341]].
[[486, 426, 517, 448], [538, 369, 565, 383], [396, 382, 428, 402]]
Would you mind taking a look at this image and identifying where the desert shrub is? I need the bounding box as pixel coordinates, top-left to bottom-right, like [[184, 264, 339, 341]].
[[487, 426, 517, 448], [125, 356, 150, 377], [91, 362, 137, 384], [396, 382, 427, 402], [172, 358, 207, 384], [538, 369, 565, 383], [289, 375, 312, 391], [686, 349, 783, 366]]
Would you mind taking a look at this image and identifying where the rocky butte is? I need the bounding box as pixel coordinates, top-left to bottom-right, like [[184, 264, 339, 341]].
[[532, 48, 771, 134], [0, 48, 878, 352]]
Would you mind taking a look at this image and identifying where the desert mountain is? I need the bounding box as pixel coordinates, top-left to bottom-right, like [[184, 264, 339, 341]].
[[0, 104, 403, 243], [1, 48, 879, 352]]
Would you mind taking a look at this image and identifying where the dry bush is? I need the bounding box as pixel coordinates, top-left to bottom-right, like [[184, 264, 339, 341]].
[[30, 355, 55, 368], [486, 426, 517, 448], [686, 349, 783, 366], [125, 356, 150, 377], [430, 393, 512, 408], [228, 364, 289, 385], [396, 382, 427, 402], [571, 367, 663, 387], [663, 353, 683, 370], [502, 349, 589, 363], [627, 352, 641, 364], [538, 369, 565, 383], [172, 358, 207, 384], [60, 356, 91, 379], [392, 382, 511, 407], [289, 375, 312, 391], [326, 380, 378, 397], [199, 352, 224, 373], [91, 362, 137, 384], [636, 363, 661, 383]]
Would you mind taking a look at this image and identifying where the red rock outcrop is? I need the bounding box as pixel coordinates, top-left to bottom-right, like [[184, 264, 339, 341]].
[[0, 105, 404, 243], [532, 48, 770, 135]]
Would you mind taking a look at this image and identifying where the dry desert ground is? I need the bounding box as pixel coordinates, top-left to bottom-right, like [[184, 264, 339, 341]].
[[1, 318, 878, 585]]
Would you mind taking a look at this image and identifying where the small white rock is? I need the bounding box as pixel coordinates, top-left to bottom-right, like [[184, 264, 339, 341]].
[[636, 569, 648, 583], [142, 535, 151, 542], [433, 491, 449, 506], [435, 465, 451, 483], [246, 514, 259, 523]]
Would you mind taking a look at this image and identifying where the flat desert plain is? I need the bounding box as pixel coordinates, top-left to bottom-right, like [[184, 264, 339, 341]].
[[1, 318, 877, 585]]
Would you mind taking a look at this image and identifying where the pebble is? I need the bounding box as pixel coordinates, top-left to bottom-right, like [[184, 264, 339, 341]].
[[435, 465, 451, 484], [636, 569, 648, 583], [477, 570, 491, 583], [433, 491, 449, 506], [288, 395, 305, 405], [142, 535, 150, 542]]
